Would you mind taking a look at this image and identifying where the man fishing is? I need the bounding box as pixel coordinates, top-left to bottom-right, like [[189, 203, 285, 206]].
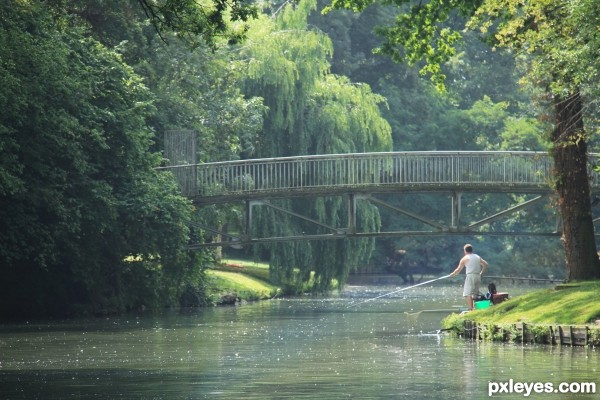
[[450, 244, 488, 311]]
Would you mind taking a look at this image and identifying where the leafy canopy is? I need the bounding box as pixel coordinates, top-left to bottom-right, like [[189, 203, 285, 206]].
[[324, 0, 600, 101], [137, 0, 259, 48]]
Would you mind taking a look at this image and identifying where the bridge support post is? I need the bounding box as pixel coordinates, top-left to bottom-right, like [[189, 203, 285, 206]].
[[244, 200, 258, 241], [347, 194, 356, 234], [452, 191, 462, 230]]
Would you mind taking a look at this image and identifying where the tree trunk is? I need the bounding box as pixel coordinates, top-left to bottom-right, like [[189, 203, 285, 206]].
[[551, 91, 600, 281]]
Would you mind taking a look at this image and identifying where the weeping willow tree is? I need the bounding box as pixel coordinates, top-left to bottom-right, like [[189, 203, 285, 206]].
[[242, 0, 332, 157], [238, 0, 392, 291]]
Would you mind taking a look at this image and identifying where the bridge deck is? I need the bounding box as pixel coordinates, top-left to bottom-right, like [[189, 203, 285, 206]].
[[159, 151, 600, 204]]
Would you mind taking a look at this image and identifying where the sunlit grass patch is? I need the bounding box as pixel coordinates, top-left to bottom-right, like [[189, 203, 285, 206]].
[[221, 258, 270, 269], [218, 258, 271, 282], [207, 270, 279, 301]]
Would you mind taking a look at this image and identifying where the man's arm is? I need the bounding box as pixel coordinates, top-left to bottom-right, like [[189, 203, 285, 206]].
[[480, 258, 488, 276], [450, 257, 466, 277]]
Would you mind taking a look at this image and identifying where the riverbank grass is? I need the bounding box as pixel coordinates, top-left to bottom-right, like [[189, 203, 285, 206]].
[[207, 269, 279, 302], [216, 258, 271, 281], [442, 280, 600, 332]]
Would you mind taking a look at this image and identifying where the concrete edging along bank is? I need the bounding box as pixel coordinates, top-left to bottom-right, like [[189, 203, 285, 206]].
[[461, 320, 600, 346]]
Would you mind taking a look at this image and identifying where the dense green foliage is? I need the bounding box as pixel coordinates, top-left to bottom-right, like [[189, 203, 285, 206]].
[[0, 1, 211, 318], [136, 0, 258, 49]]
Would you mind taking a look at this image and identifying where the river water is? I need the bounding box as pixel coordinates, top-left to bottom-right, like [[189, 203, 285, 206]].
[[0, 283, 598, 399]]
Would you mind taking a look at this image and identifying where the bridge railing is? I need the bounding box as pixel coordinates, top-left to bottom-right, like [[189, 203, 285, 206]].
[[159, 151, 600, 200]]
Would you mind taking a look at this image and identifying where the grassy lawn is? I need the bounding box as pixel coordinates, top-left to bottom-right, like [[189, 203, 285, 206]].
[[206, 258, 279, 303], [443, 280, 600, 329], [207, 270, 279, 301], [216, 258, 271, 281]]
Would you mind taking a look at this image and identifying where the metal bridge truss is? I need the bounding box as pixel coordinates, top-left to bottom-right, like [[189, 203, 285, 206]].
[[157, 151, 600, 248], [187, 192, 561, 249]]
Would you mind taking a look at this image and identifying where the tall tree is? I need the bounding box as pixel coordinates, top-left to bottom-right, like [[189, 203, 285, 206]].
[[324, 0, 600, 281]]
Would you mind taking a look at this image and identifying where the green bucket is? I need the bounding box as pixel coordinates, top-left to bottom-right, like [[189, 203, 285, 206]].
[[474, 299, 492, 309]]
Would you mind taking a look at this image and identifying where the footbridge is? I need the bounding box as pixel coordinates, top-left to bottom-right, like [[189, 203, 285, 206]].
[[158, 151, 600, 247]]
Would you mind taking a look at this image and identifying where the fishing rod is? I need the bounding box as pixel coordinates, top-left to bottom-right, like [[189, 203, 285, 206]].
[[346, 273, 453, 308]]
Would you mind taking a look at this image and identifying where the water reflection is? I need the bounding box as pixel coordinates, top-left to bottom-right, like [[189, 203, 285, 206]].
[[0, 284, 597, 399]]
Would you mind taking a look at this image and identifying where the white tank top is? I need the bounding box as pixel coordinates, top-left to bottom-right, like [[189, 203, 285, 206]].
[[465, 254, 482, 274]]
